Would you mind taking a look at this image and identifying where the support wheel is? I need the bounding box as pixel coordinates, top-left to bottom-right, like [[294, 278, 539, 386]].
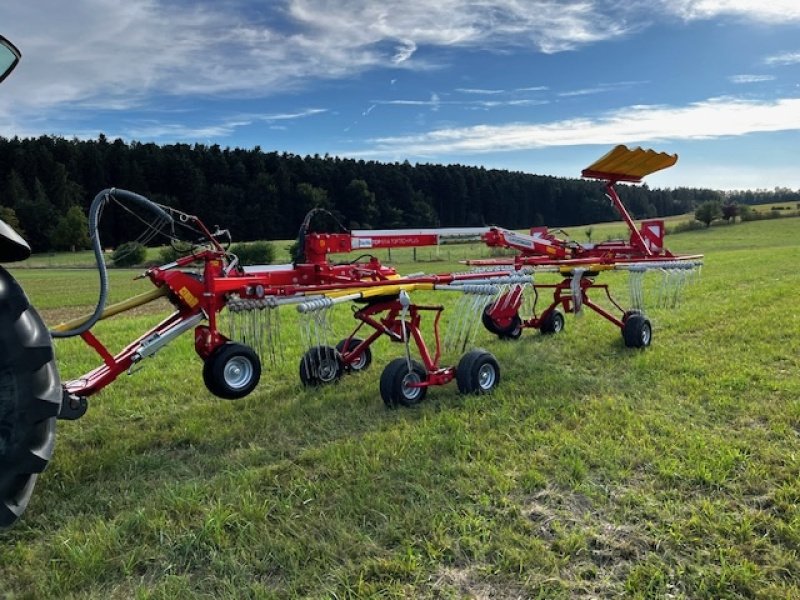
[[203, 342, 261, 399], [0, 267, 62, 527], [622, 314, 652, 348], [299, 346, 343, 386], [335, 338, 372, 372], [482, 306, 523, 340], [456, 348, 500, 395], [540, 309, 565, 335], [379, 358, 427, 408], [622, 309, 641, 323]]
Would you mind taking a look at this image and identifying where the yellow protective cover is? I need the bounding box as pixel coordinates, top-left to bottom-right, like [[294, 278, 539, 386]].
[[582, 145, 678, 182]]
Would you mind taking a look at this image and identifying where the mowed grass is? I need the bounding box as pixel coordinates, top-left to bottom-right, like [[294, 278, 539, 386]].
[[1, 217, 800, 599]]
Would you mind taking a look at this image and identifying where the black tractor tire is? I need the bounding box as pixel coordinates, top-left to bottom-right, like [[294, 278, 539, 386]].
[[379, 358, 428, 408], [482, 306, 523, 340], [456, 348, 500, 395], [0, 267, 61, 527], [299, 345, 343, 386], [336, 337, 372, 372], [540, 309, 565, 335], [622, 314, 653, 348], [203, 342, 262, 399]]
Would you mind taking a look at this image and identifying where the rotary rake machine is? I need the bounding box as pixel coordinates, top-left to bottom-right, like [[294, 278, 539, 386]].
[[476, 145, 703, 347], [55, 194, 519, 412], [1, 188, 520, 526]]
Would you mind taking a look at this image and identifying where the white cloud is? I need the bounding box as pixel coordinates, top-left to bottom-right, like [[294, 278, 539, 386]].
[[256, 109, 328, 122], [0, 0, 631, 117], [456, 88, 506, 95], [558, 80, 649, 97], [373, 95, 548, 110], [668, 0, 800, 22], [765, 52, 800, 66], [392, 40, 417, 65], [357, 97, 800, 156], [516, 86, 549, 92], [728, 74, 776, 84]]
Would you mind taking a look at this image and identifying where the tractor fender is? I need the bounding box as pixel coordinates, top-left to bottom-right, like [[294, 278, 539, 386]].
[[0, 218, 31, 262]]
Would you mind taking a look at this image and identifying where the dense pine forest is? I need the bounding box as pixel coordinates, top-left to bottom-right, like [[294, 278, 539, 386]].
[[0, 134, 795, 252]]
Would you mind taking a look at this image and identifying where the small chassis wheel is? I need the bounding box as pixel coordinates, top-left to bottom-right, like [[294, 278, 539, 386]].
[[456, 348, 500, 395], [622, 314, 652, 348], [482, 306, 523, 340], [299, 345, 343, 386], [539, 309, 565, 335], [203, 342, 261, 399], [379, 358, 428, 408], [0, 267, 62, 527], [335, 337, 372, 372], [622, 309, 642, 324]]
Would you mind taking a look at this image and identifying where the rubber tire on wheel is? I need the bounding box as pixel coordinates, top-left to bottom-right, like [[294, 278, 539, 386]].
[[622, 314, 652, 348], [0, 267, 61, 527], [540, 310, 565, 335], [202, 342, 261, 399], [622, 309, 641, 324], [456, 348, 500, 395], [379, 358, 427, 408], [482, 306, 522, 340], [335, 338, 372, 372], [299, 345, 343, 386]]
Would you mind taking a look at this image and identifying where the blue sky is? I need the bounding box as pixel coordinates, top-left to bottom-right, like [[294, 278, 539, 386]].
[[1, 1, 799, 190]]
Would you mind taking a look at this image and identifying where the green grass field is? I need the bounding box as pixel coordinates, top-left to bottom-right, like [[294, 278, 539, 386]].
[[1, 217, 799, 598]]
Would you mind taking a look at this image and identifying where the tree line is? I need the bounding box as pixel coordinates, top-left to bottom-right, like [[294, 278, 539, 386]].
[[0, 134, 790, 252]]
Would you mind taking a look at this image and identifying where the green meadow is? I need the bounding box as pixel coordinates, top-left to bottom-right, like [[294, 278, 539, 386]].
[[1, 216, 799, 598]]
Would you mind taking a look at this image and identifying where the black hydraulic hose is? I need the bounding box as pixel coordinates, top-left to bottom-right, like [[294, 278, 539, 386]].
[[49, 188, 173, 338]]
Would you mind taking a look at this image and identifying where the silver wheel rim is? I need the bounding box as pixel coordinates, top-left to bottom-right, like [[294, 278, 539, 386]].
[[554, 315, 563, 332], [401, 372, 423, 401], [641, 323, 651, 346], [224, 357, 253, 390], [350, 353, 367, 371], [477, 363, 496, 390], [317, 358, 339, 382]]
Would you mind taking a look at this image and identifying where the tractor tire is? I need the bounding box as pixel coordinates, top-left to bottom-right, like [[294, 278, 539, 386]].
[[0, 267, 61, 527]]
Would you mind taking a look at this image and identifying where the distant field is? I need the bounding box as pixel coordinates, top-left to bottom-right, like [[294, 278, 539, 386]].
[[1, 216, 799, 598], [6, 200, 792, 270]]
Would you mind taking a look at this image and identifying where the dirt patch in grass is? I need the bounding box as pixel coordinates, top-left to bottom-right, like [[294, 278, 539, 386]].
[[524, 485, 657, 597], [431, 566, 529, 600]]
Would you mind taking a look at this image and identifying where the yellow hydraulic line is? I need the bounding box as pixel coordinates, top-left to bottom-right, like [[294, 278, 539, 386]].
[[51, 286, 169, 333], [324, 282, 435, 300]]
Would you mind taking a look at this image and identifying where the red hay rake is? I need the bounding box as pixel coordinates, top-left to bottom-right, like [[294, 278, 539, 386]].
[[1, 143, 701, 528], [476, 146, 703, 347]]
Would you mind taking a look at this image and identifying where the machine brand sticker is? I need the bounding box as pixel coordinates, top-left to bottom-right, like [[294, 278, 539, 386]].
[[178, 286, 199, 308]]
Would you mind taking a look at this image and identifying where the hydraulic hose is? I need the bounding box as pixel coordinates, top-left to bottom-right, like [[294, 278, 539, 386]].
[[49, 188, 173, 338]]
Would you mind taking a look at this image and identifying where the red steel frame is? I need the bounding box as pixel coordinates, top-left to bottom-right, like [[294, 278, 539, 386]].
[[336, 297, 455, 387], [477, 177, 700, 335], [63, 217, 504, 399]]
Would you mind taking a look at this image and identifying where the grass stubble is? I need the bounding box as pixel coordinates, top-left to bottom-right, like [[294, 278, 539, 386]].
[[1, 217, 799, 598]]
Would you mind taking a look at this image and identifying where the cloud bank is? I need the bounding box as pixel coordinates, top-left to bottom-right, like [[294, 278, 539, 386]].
[[357, 97, 800, 156]]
